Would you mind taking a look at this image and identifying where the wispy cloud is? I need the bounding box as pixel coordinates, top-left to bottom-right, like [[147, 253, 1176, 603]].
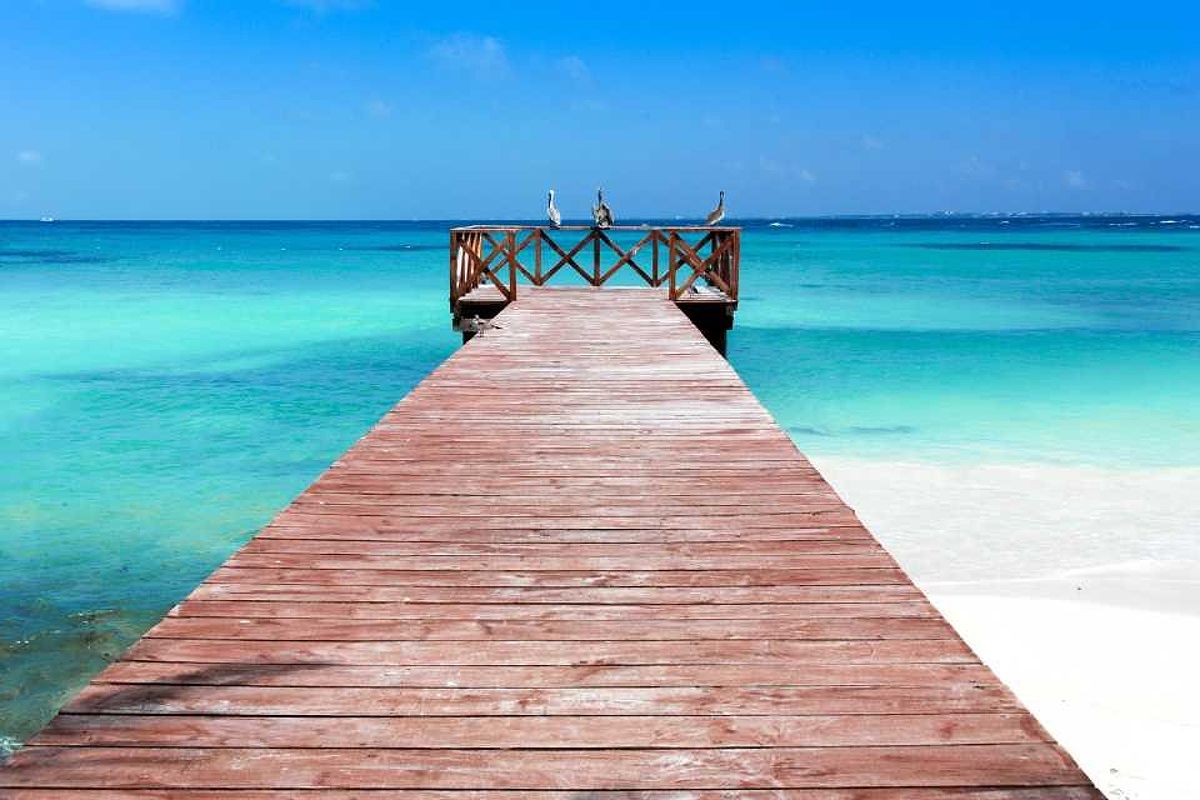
[[85, 0, 181, 14], [427, 33, 510, 80], [759, 156, 816, 184], [16, 150, 44, 167], [961, 155, 997, 180], [1064, 170, 1088, 189], [556, 55, 590, 84], [365, 98, 393, 118]]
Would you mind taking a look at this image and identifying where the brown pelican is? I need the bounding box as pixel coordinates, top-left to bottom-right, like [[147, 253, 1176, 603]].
[[592, 187, 614, 229], [546, 189, 561, 228], [704, 191, 726, 226]]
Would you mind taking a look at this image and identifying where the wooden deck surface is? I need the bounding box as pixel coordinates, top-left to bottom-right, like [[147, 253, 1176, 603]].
[[0, 288, 1100, 797]]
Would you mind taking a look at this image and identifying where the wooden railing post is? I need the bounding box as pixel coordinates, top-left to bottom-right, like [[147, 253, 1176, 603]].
[[652, 231, 660, 286], [731, 230, 740, 301], [449, 231, 458, 307], [668, 234, 678, 300], [534, 230, 543, 284], [506, 230, 518, 301], [592, 231, 601, 286]]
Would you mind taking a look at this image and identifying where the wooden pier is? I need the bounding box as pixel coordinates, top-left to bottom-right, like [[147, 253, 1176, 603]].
[[0, 275, 1100, 793]]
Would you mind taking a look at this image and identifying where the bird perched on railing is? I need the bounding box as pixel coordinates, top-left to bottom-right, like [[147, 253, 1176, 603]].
[[705, 191, 726, 226], [592, 187, 614, 229], [546, 189, 561, 228]]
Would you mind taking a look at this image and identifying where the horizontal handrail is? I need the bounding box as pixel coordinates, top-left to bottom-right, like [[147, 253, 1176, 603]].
[[449, 226, 740, 307], [454, 224, 740, 232]]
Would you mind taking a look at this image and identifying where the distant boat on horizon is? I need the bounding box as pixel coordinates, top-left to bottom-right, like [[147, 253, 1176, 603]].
[[39, 216, 55, 223]]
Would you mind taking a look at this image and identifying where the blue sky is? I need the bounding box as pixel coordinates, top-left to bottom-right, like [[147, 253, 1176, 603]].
[[2, 0, 1197, 218]]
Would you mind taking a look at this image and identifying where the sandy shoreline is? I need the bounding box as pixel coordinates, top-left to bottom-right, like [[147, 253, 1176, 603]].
[[813, 456, 1200, 800]]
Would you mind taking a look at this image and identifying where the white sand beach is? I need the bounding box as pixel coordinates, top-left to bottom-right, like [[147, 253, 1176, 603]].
[[814, 457, 1200, 800]]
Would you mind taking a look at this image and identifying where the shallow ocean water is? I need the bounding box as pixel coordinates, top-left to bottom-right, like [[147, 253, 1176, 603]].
[[1, 216, 1198, 750]]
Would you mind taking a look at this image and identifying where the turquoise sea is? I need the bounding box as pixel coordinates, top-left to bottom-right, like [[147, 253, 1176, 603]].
[[1, 216, 1198, 750]]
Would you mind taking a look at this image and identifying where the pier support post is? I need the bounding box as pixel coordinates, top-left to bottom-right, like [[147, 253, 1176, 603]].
[[675, 302, 734, 356]]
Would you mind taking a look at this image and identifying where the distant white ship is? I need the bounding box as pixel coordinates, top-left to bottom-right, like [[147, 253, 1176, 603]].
[[39, 216, 55, 223]]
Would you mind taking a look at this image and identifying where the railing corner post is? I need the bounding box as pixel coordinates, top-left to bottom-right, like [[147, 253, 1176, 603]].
[[668, 233, 678, 301], [507, 230, 518, 302]]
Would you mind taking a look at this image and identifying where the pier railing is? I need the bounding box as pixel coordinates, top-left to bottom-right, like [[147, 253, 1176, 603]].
[[449, 225, 740, 307]]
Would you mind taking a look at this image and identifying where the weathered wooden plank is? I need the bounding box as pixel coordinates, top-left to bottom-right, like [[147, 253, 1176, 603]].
[[144, 616, 956, 642], [169, 599, 938, 620], [256, 523, 872, 542], [223, 552, 900, 571], [62, 684, 1022, 717], [0, 744, 1090, 789], [240, 538, 883, 556], [91, 661, 1001, 688], [265, 513, 868, 531], [186, 583, 926, 604], [33, 712, 1050, 748], [120, 637, 981, 666], [204, 567, 911, 587], [0, 791, 1107, 799]]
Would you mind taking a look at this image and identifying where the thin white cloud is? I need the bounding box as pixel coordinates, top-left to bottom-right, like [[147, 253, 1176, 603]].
[[85, 0, 181, 14], [1065, 170, 1088, 189], [428, 33, 510, 79], [759, 156, 816, 185], [861, 134, 884, 151], [17, 150, 43, 167], [365, 98, 393, 118], [961, 155, 997, 180], [557, 55, 590, 84]]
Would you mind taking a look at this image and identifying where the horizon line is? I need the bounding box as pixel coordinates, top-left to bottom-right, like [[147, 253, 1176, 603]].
[[3, 211, 1199, 224]]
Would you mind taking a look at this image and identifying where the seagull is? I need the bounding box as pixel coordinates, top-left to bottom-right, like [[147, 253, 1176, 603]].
[[704, 191, 726, 226], [592, 187, 614, 229], [546, 189, 562, 228], [470, 315, 504, 335]]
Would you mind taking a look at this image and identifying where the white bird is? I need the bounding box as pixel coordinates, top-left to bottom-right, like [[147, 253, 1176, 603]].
[[546, 189, 561, 227], [704, 191, 726, 226], [592, 187, 614, 229]]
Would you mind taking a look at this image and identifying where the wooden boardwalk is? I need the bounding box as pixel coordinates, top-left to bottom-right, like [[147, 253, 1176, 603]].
[[1, 288, 1100, 797]]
